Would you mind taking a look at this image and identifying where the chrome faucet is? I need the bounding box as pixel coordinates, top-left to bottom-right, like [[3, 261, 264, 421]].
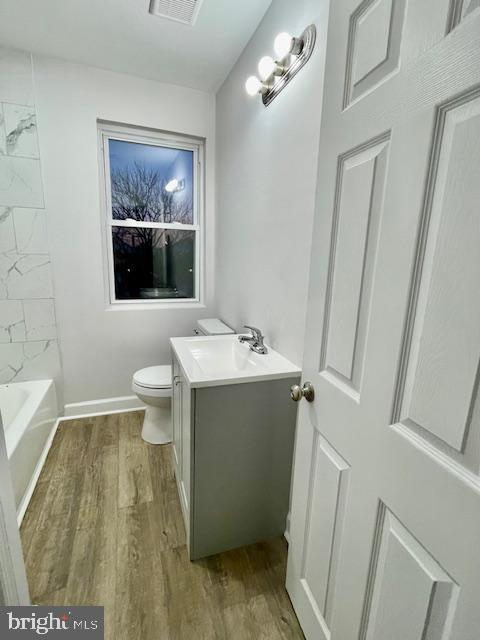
[[238, 325, 268, 354]]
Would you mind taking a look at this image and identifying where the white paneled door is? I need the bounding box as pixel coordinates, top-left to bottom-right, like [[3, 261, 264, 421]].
[[286, 1, 480, 639]]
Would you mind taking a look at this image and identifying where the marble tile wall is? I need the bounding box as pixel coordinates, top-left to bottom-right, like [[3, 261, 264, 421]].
[[0, 48, 61, 384]]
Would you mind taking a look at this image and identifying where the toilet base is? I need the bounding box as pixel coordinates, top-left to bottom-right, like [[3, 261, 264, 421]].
[[141, 404, 172, 445]]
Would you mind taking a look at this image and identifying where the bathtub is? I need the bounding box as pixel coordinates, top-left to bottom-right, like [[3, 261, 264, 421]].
[[0, 380, 58, 524]]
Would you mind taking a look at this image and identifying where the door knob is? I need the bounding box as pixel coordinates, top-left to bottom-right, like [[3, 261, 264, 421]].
[[290, 381, 315, 403]]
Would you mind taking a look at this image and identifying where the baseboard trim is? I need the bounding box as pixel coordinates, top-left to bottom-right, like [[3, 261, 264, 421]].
[[63, 395, 145, 419], [17, 418, 60, 527]]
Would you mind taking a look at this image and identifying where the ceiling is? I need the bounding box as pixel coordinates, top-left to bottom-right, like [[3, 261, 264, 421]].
[[0, 0, 272, 92]]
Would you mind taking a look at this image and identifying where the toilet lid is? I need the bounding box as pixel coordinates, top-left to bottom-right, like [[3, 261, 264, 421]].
[[197, 318, 234, 335], [133, 365, 172, 389]]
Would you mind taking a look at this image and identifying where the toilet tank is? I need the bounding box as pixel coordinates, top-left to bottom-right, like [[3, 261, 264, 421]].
[[195, 318, 234, 336]]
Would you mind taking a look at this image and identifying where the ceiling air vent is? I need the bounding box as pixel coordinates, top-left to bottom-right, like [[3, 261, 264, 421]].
[[149, 0, 205, 25]]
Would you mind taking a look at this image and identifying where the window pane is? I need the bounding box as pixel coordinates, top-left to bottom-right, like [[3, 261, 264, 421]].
[[108, 139, 194, 224], [112, 227, 195, 300]]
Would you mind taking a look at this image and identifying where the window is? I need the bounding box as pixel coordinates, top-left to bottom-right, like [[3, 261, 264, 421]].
[[99, 123, 203, 305]]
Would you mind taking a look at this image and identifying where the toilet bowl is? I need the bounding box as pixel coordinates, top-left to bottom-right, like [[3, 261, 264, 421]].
[[132, 365, 172, 444], [132, 318, 234, 444]]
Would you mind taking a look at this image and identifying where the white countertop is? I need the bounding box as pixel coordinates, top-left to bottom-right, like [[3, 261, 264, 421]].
[[170, 334, 301, 388]]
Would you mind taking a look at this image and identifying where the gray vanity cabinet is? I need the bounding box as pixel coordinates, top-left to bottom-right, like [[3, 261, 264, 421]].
[[171, 355, 192, 545], [171, 351, 300, 561]]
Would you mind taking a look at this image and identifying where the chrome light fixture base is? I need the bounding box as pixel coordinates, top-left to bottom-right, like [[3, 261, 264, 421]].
[[262, 24, 316, 107]]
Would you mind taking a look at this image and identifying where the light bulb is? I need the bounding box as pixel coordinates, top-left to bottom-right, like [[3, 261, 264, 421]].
[[274, 32, 293, 58], [165, 178, 178, 192], [245, 75, 262, 96], [258, 56, 276, 81]]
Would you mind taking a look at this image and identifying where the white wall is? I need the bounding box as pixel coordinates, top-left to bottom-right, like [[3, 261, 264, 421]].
[[33, 56, 216, 406], [216, 0, 329, 365], [0, 48, 62, 395]]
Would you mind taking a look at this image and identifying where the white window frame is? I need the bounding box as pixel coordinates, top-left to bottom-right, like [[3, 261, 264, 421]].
[[98, 122, 205, 308]]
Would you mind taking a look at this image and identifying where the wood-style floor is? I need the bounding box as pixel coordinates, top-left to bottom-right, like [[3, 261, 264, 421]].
[[20, 411, 304, 640]]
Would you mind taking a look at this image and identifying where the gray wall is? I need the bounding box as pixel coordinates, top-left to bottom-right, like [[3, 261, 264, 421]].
[[215, 0, 330, 365]]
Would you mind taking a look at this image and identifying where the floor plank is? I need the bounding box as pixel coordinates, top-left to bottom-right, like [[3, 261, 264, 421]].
[[118, 412, 154, 509], [22, 421, 91, 601], [20, 410, 304, 640]]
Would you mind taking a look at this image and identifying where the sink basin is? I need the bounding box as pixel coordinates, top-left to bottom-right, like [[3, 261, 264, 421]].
[[170, 334, 301, 388], [191, 339, 269, 375]]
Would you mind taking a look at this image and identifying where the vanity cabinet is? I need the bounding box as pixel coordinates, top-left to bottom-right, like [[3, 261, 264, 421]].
[[171, 355, 192, 542], [171, 350, 300, 561]]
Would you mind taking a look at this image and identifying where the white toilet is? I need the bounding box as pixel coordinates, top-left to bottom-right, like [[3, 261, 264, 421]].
[[132, 318, 234, 444]]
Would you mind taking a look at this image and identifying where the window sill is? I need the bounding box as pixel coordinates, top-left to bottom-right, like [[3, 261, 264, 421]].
[[106, 301, 206, 312]]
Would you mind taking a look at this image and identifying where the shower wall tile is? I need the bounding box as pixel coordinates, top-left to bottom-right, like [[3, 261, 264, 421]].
[[0, 342, 23, 382], [0, 299, 56, 344], [3, 104, 39, 158], [0, 252, 11, 297], [0, 105, 5, 155], [0, 252, 53, 299], [0, 339, 60, 383], [0, 46, 62, 388], [23, 300, 56, 341], [0, 300, 25, 343], [20, 340, 61, 381], [0, 207, 16, 252], [0, 156, 44, 208], [0, 48, 34, 106], [13, 208, 48, 254]]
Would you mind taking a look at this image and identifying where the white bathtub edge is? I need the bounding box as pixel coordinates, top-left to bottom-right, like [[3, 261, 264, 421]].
[[16, 417, 60, 527], [63, 395, 145, 419]]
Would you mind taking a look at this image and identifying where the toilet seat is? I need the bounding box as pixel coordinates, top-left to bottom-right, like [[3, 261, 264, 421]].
[[132, 365, 172, 390]]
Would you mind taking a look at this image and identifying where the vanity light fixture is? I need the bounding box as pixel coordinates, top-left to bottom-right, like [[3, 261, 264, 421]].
[[245, 75, 267, 97], [274, 32, 304, 58], [244, 24, 316, 107], [258, 56, 283, 81]]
